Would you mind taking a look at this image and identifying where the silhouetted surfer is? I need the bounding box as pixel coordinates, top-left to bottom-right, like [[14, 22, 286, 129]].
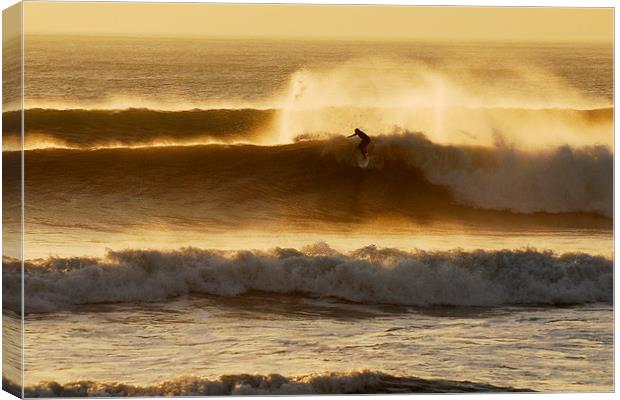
[[348, 128, 371, 159]]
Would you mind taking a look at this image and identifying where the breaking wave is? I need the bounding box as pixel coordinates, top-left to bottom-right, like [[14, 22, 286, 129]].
[[3, 132, 612, 224], [4, 244, 612, 313], [4, 370, 530, 396], [355, 132, 613, 216]]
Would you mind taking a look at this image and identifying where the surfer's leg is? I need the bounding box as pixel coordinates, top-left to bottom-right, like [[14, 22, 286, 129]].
[[359, 139, 370, 158], [357, 142, 367, 159]]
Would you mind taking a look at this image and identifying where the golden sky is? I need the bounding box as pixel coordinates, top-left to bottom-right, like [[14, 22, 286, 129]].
[[23, 3, 613, 43]]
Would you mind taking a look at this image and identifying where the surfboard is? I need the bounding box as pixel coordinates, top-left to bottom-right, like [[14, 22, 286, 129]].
[[358, 155, 370, 168]]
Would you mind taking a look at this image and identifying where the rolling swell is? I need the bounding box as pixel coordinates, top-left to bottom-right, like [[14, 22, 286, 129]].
[[4, 244, 612, 313], [2, 106, 612, 149], [4, 108, 276, 148], [4, 370, 531, 396]]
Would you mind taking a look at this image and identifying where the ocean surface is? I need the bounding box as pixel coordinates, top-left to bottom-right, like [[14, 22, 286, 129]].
[[2, 35, 614, 394]]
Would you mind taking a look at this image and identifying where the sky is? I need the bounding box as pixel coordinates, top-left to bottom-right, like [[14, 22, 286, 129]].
[[21, 3, 613, 43]]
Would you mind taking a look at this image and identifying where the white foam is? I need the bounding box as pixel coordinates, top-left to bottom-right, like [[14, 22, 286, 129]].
[[6, 244, 611, 313]]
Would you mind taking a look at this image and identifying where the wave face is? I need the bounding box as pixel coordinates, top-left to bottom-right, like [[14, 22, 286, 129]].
[[4, 244, 612, 313], [6, 132, 612, 225], [6, 370, 530, 396]]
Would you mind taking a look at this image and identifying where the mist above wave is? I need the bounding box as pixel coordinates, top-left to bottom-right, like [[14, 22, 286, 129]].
[[4, 244, 611, 313], [10, 57, 613, 151], [275, 59, 611, 147]]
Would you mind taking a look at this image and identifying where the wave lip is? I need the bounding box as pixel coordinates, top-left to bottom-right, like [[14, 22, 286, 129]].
[[7, 370, 532, 396], [5, 244, 612, 313]]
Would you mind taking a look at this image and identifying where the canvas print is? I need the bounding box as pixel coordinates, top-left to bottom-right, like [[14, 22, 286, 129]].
[[2, 2, 614, 397]]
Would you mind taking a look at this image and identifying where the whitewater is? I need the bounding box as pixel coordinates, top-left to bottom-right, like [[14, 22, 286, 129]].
[[3, 244, 612, 313]]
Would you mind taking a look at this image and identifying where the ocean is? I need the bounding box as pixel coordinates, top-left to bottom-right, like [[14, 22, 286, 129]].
[[2, 35, 613, 394]]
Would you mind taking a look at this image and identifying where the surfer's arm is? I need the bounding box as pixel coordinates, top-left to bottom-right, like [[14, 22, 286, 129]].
[[347, 133, 357, 138]]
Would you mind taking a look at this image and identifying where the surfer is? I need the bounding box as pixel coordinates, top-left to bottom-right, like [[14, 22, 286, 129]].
[[348, 128, 371, 159]]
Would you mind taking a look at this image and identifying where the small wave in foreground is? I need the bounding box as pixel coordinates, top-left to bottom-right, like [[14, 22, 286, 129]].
[[4, 370, 531, 396]]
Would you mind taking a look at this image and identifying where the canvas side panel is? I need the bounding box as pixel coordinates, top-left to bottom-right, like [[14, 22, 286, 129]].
[[2, 2, 23, 398]]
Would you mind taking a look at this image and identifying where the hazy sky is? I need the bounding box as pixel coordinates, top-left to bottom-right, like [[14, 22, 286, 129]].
[[23, 3, 613, 43]]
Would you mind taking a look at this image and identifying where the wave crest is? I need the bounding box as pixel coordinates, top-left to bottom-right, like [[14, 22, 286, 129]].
[[5, 244, 611, 313]]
